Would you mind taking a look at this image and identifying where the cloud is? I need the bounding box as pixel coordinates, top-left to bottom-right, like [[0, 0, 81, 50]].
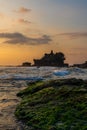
[[0, 32, 52, 45], [18, 19, 31, 24], [13, 7, 31, 13], [57, 32, 87, 39]]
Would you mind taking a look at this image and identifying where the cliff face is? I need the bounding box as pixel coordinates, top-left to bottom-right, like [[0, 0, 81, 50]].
[[34, 50, 68, 67]]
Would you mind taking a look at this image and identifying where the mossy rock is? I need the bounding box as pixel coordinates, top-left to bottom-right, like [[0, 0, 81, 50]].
[[15, 78, 87, 130]]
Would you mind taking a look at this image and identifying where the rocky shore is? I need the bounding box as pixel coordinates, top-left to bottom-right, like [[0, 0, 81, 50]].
[[15, 78, 87, 130], [0, 67, 87, 130]]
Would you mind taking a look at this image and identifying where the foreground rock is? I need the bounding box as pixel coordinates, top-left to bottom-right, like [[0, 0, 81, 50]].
[[15, 78, 87, 130]]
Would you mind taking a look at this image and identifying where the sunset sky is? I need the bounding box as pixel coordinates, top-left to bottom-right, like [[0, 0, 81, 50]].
[[0, 0, 87, 65]]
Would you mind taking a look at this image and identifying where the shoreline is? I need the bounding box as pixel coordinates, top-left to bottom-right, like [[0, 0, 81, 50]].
[[0, 79, 27, 130], [0, 66, 87, 129]]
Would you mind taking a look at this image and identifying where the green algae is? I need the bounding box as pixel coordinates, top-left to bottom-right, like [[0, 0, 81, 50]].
[[15, 78, 87, 130]]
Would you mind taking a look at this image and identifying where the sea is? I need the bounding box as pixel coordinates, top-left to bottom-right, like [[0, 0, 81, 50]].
[[0, 66, 87, 130], [0, 66, 87, 80]]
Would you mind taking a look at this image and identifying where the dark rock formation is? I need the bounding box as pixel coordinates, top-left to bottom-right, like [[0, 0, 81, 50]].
[[73, 61, 87, 68], [33, 50, 69, 67], [22, 62, 31, 67]]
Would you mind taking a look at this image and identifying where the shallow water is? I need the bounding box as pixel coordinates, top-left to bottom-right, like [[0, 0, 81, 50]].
[[0, 79, 27, 130], [0, 67, 87, 129]]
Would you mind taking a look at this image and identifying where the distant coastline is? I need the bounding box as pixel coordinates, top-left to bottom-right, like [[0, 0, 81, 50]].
[[21, 50, 87, 68], [22, 50, 68, 67], [0, 50, 87, 68]]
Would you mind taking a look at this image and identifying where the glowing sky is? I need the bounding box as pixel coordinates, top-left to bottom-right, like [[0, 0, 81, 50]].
[[0, 0, 87, 65]]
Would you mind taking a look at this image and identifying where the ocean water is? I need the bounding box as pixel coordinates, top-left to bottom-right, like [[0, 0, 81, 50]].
[[0, 66, 87, 80], [0, 67, 87, 130]]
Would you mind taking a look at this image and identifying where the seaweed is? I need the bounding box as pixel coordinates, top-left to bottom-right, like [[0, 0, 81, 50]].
[[15, 78, 87, 130]]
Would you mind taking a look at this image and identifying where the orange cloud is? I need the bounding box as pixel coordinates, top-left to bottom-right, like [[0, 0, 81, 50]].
[[18, 19, 31, 24], [13, 7, 31, 13]]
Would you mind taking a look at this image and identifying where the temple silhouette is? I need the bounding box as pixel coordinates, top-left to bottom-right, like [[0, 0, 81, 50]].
[[33, 50, 68, 67]]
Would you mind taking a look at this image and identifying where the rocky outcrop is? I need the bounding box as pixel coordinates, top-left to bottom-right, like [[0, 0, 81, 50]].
[[33, 50, 69, 67], [22, 62, 31, 67], [73, 61, 87, 68], [15, 78, 87, 130]]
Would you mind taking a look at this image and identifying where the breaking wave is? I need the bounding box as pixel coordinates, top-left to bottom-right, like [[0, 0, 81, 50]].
[[0, 66, 87, 80]]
